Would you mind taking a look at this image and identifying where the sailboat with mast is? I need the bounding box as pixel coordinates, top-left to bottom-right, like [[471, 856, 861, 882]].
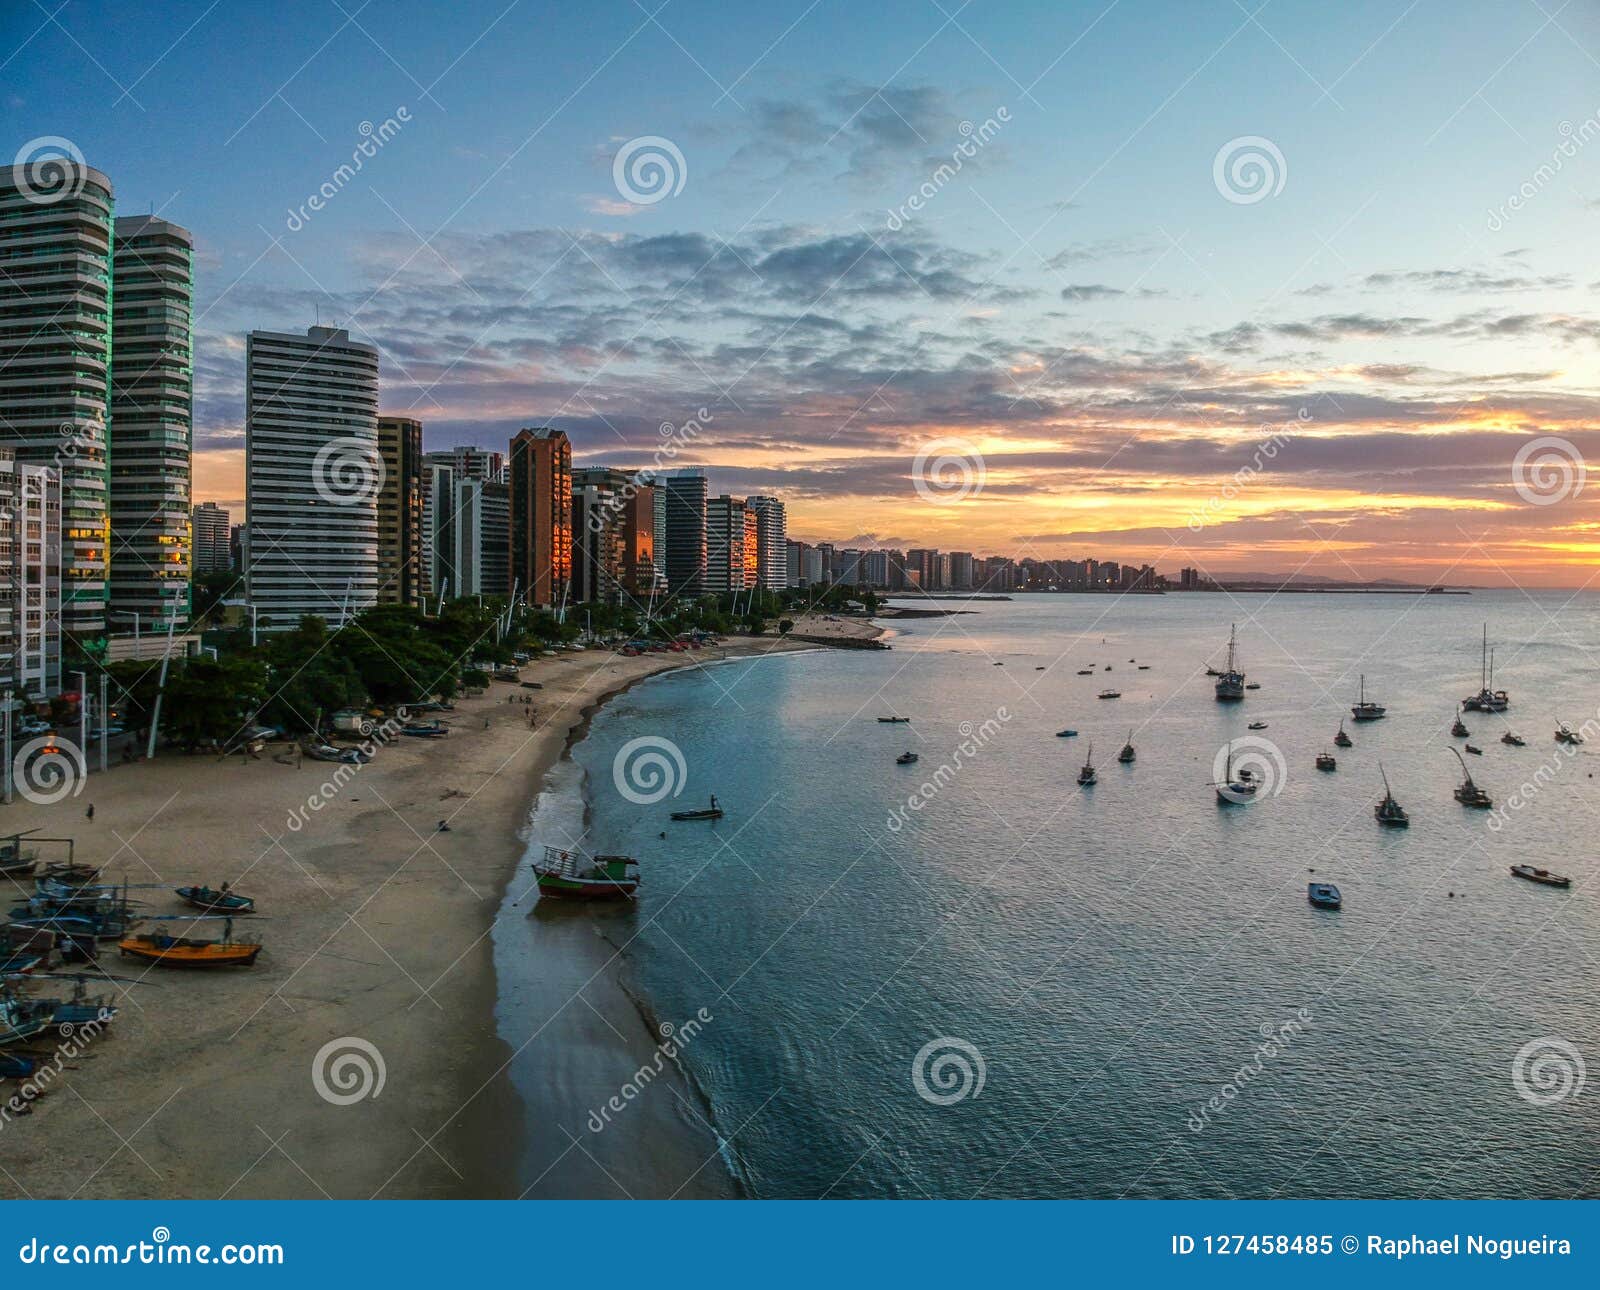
[[1374, 764, 1409, 827], [1451, 748, 1492, 809], [1214, 742, 1257, 804], [1461, 625, 1509, 712], [1077, 744, 1097, 786], [1214, 624, 1245, 701], [1351, 675, 1386, 722]]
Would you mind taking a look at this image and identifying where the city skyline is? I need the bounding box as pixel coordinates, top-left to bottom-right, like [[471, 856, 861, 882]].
[[6, 2, 1600, 585]]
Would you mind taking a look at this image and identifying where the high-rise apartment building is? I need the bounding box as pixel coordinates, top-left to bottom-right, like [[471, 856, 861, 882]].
[[661, 469, 707, 598], [0, 448, 60, 695], [571, 467, 627, 604], [376, 415, 423, 606], [948, 551, 974, 590], [747, 495, 786, 590], [110, 215, 193, 632], [192, 502, 231, 573], [508, 428, 571, 607], [705, 495, 747, 596], [0, 159, 113, 655], [244, 326, 380, 629]]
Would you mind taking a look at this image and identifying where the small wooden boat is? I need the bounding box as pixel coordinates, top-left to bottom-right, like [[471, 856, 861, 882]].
[[1137, 665, 1150, 671], [1451, 749, 1492, 808], [1501, 732, 1525, 747], [401, 722, 449, 738], [43, 860, 100, 887], [1307, 882, 1342, 910], [1315, 752, 1336, 771], [670, 796, 723, 820], [1465, 744, 1482, 756], [896, 752, 919, 765], [0, 994, 56, 1046], [1076, 668, 1094, 676], [1077, 744, 1096, 786], [1055, 728, 1078, 738], [1244, 682, 1261, 690], [1351, 674, 1386, 722], [1451, 710, 1469, 738], [0, 831, 41, 880], [1117, 731, 1135, 764], [1247, 721, 1268, 731], [0, 856, 36, 880], [0, 948, 43, 975], [176, 885, 255, 914], [1375, 765, 1409, 827], [1333, 720, 1352, 748], [1097, 689, 1120, 699], [534, 847, 640, 901], [876, 716, 911, 724], [1510, 864, 1570, 888], [1555, 723, 1584, 746], [118, 918, 262, 968]]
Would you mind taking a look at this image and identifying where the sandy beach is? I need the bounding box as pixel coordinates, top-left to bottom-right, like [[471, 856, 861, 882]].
[[0, 613, 880, 1199]]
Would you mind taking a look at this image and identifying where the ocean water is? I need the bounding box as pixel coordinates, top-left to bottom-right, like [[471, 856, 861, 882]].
[[525, 592, 1600, 1198]]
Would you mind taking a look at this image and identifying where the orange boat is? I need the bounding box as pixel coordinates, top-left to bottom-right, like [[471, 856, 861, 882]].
[[118, 928, 261, 968]]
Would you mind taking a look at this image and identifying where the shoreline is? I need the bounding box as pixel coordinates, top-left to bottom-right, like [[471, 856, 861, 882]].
[[0, 615, 876, 1199]]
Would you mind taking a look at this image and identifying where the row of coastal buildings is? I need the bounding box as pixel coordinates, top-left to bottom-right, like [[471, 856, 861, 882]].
[[0, 157, 788, 700]]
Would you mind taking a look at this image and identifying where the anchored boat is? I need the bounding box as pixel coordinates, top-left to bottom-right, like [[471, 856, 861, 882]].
[[1117, 731, 1136, 764], [1451, 748, 1492, 809], [1374, 764, 1409, 827], [1510, 864, 1570, 888], [1462, 626, 1509, 712], [533, 847, 641, 901], [1315, 752, 1337, 772], [1077, 744, 1097, 786], [176, 884, 255, 914], [1214, 742, 1257, 804], [1214, 624, 1245, 702], [118, 917, 262, 968], [1351, 675, 1386, 722], [1307, 882, 1342, 910]]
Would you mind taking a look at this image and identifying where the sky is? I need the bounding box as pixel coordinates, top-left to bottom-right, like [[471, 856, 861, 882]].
[[5, 0, 1600, 586]]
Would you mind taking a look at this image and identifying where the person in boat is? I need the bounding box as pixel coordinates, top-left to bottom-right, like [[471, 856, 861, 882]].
[[710, 794, 719, 811], [437, 820, 450, 833]]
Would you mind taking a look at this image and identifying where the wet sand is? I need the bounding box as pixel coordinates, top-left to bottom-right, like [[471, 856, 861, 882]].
[[0, 614, 879, 1199]]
